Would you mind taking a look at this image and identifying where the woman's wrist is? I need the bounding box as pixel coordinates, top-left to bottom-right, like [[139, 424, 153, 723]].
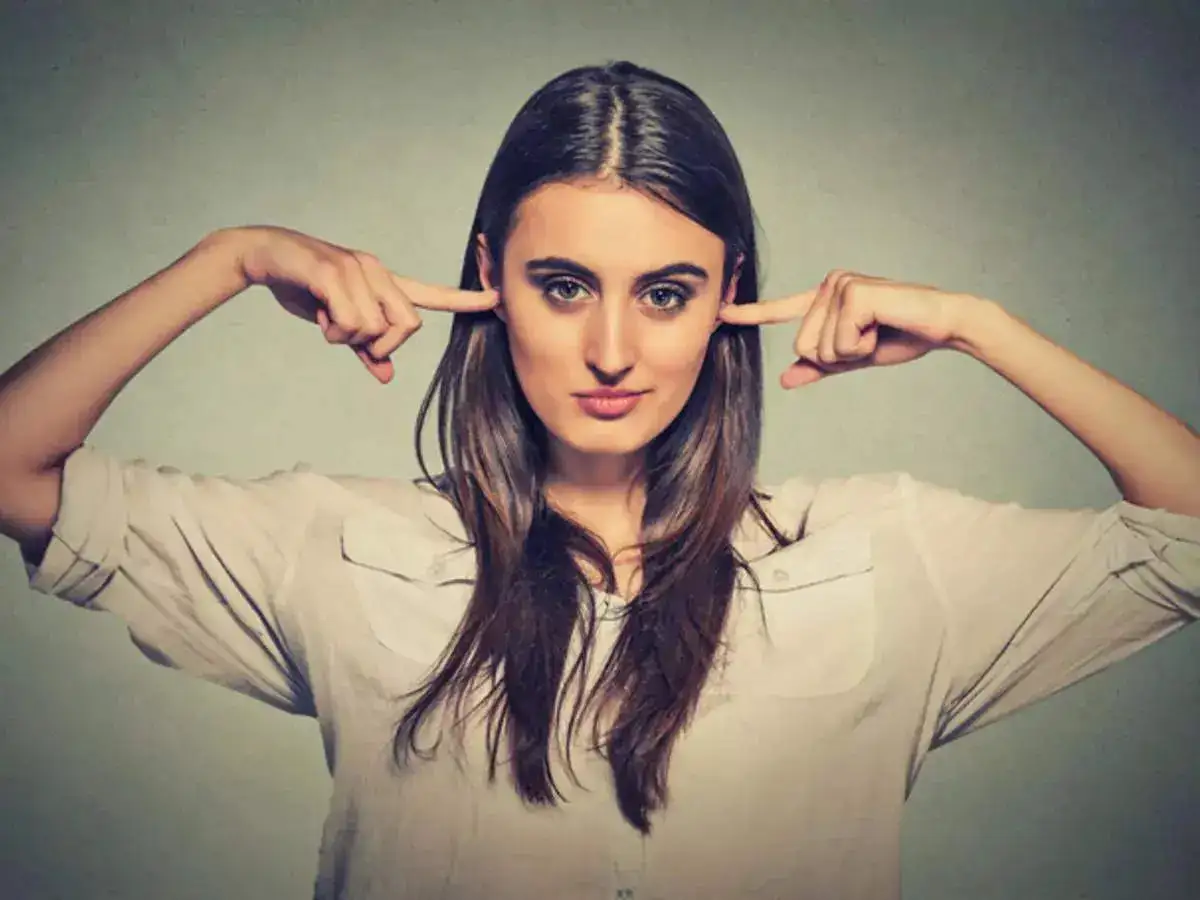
[[196, 226, 263, 299], [942, 294, 1014, 358]]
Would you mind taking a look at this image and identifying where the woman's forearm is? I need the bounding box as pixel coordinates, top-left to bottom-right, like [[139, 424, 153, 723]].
[[952, 297, 1200, 516], [0, 228, 251, 480]]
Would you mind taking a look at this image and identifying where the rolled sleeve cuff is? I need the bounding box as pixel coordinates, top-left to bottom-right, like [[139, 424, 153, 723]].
[[1114, 499, 1200, 615], [1116, 499, 1200, 542], [23, 444, 128, 608]]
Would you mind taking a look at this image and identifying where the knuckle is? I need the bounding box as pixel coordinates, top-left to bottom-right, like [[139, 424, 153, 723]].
[[379, 295, 415, 329], [362, 299, 389, 332], [369, 333, 396, 355], [334, 306, 362, 333], [379, 321, 419, 355], [835, 332, 859, 356], [313, 258, 341, 284]]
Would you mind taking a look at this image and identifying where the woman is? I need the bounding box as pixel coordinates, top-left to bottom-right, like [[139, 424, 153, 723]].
[[0, 60, 1196, 900]]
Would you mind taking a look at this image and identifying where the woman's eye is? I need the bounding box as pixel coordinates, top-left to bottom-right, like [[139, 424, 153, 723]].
[[646, 286, 688, 311], [542, 278, 690, 312], [544, 278, 587, 303]]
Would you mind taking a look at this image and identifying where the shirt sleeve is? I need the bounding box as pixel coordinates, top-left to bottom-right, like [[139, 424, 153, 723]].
[[900, 475, 1200, 747], [21, 443, 324, 716]]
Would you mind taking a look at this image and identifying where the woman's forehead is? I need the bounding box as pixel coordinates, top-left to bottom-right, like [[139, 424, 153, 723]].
[[507, 181, 725, 266]]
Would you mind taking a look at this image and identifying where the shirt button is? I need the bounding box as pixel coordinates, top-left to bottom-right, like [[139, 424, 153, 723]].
[[772, 568, 788, 584], [429, 560, 444, 578]]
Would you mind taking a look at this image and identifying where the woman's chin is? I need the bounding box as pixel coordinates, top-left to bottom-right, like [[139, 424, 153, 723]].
[[555, 428, 654, 458]]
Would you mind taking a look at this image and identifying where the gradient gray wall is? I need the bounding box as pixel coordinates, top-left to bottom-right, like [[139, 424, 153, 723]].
[[1, 1, 1197, 897]]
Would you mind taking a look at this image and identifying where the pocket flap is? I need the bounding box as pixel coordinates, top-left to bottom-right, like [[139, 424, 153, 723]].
[[746, 521, 874, 591], [728, 523, 878, 697]]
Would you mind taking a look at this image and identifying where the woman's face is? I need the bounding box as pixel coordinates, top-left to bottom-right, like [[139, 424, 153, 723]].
[[476, 177, 739, 484]]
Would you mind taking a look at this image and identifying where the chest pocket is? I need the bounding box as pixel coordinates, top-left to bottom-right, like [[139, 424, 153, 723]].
[[725, 521, 878, 698], [340, 508, 475, 667]]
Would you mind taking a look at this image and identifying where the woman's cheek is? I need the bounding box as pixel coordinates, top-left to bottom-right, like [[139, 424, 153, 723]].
[[647, 325, 709, 374]]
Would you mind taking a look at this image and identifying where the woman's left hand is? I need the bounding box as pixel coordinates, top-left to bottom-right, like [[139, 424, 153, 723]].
[[717, 269, 982, 389]]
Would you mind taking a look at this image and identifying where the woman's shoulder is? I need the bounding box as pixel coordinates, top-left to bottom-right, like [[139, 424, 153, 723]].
[[758, 468, 913, 533]]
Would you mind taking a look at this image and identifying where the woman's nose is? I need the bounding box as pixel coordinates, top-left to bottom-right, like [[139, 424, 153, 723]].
[[582, 301, 638, 375]]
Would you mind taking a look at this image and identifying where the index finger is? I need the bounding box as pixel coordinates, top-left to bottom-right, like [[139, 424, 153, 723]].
[[391, 274, 500, 312], [717, 289, 818, 326]]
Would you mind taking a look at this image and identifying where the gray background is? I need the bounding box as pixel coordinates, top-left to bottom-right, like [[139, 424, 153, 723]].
[[1, 1, 1197, 897]]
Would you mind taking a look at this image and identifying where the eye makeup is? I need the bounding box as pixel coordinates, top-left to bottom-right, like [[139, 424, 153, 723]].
[[536, 275, 694, 312], [524, 256, 706, 313]]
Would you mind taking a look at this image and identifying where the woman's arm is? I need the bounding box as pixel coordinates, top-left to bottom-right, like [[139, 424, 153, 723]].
[[950, 297, 1200, 516], [0, 228, 251, 549]]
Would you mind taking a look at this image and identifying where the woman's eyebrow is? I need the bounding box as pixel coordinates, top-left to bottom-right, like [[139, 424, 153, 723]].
[[524, 256, 710, 287]]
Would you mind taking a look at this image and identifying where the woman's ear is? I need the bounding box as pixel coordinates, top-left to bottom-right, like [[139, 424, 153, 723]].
[[476, 233, 507, 323], [727, 252, 744, 301], [713, 252, 744, 331]]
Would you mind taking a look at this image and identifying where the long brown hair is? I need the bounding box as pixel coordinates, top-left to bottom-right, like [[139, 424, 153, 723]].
[[392, 60, 797, 835]]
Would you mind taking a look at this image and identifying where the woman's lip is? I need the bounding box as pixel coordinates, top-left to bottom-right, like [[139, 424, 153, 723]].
[[575, 393, 644, 419]]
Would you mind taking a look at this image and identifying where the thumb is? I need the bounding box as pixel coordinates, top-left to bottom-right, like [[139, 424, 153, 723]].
[[781, 361, 825, 389]]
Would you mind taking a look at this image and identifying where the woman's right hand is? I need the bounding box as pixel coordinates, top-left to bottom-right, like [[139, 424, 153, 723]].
[[232, 225, 500, 384]]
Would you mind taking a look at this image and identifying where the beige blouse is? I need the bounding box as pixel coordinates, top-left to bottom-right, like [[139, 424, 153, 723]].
[[22, 443, 1200, 899]]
